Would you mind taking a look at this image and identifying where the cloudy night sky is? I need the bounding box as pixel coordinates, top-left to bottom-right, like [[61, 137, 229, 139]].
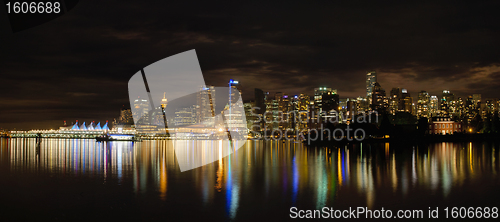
[[1, 0, 500, 129]]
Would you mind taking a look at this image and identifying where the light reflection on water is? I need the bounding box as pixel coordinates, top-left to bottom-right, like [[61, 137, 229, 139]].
[[0, 138, 499, 220]]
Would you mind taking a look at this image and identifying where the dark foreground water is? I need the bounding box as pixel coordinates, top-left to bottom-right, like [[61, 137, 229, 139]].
[[0, 138, 499, 221]]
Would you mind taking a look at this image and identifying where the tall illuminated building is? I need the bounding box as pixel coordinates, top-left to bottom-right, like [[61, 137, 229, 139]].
[[133, 97, 150, 124], [278, 94, 291, 129], [296, 94, 310, 131], [389, 88, 402, 114], [197, 86, 215, 126], [417, 91, 430, 118], [404, 97, 414, 114], [400, 89, 413, 114], [244, 101, 256, 132], [314, 87, 336, 111], [356, 96, 369, 112], [313, 87, 338, 124], [371, 82, 387, 112], [456, 97, 465, 119], [472, 94, 481, 108], [481, 98, 498, 118], [366, 71, 377, 100], [265, 94, 280, 130], [429, 96, 439, 117], [440, 90, 455, 117], [226, 80, 246, 130], [174, 106, 197, 126]]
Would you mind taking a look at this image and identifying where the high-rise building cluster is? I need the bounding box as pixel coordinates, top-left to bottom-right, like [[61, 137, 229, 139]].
[[114, 72, 499, 136], [245, 70, 500, 135], [122, 83, 246, 134]]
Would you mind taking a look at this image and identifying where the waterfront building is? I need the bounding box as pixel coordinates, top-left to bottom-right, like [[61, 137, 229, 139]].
[[428, 117, 462, 135], [197, 86, 215, 126]]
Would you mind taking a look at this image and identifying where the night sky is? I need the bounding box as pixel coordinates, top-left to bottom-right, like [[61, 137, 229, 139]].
[[1, 0, 500, 130]]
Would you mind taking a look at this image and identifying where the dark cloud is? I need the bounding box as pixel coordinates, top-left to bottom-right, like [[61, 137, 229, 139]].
[[2, 0, 500, 129]]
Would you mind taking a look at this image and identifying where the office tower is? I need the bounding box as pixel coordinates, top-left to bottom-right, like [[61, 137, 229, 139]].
[[133, 97, 150, 124], [297, 94, 309, 112], [398, 89, 412, 114], [482, 98, 498, 118], [366, 71, 377, 104], [389, 88, 402, 114], [254, 88, 266, 131], [278, 94, 291, 129], [371, 82, 387, 112], [339, 98, 357, 122], [278, 94, 290, 113], [314, 87, 335, 111], [357, 96, 369, 112], [225, 84, 246, 131], [264, 93, 280, 131], [441, 90, 455, 117], [465, 95, 475, 123], [296, 94, 309, 131], [197, 86, 215, 126], [346, 100, 357, 122], [417, 91, 430, 118], [174, 106, 197, 126], [116, 107, 134, 125], [244, 101, 256, 132], [456, 97, 465, 119], [311, 87, 337, 126], [429, 96, 439, 117], [404, 97, 413, 114], [339, 98, 348, 112], [472, 94, 481, 109]]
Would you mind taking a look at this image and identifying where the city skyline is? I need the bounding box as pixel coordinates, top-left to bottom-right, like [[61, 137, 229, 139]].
[[2, 1, 500, 129], [1, 70, 498, 130]]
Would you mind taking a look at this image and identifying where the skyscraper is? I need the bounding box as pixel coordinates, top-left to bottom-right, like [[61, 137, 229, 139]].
[[472, 94, 481, 108], [417, 91, 430, 118], [401, 89, 412, 114], [371, 82, 387, 112], [197, 86, 215, 126], [133, 97, 150, 124], [389, 87, 402, 114], [429, 96, 439, 117], [366, 71, 377, 102], [441, 90, 455, 116]]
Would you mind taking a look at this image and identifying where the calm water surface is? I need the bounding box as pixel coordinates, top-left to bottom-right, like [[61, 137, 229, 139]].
[[0, 138, 499, 221]]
